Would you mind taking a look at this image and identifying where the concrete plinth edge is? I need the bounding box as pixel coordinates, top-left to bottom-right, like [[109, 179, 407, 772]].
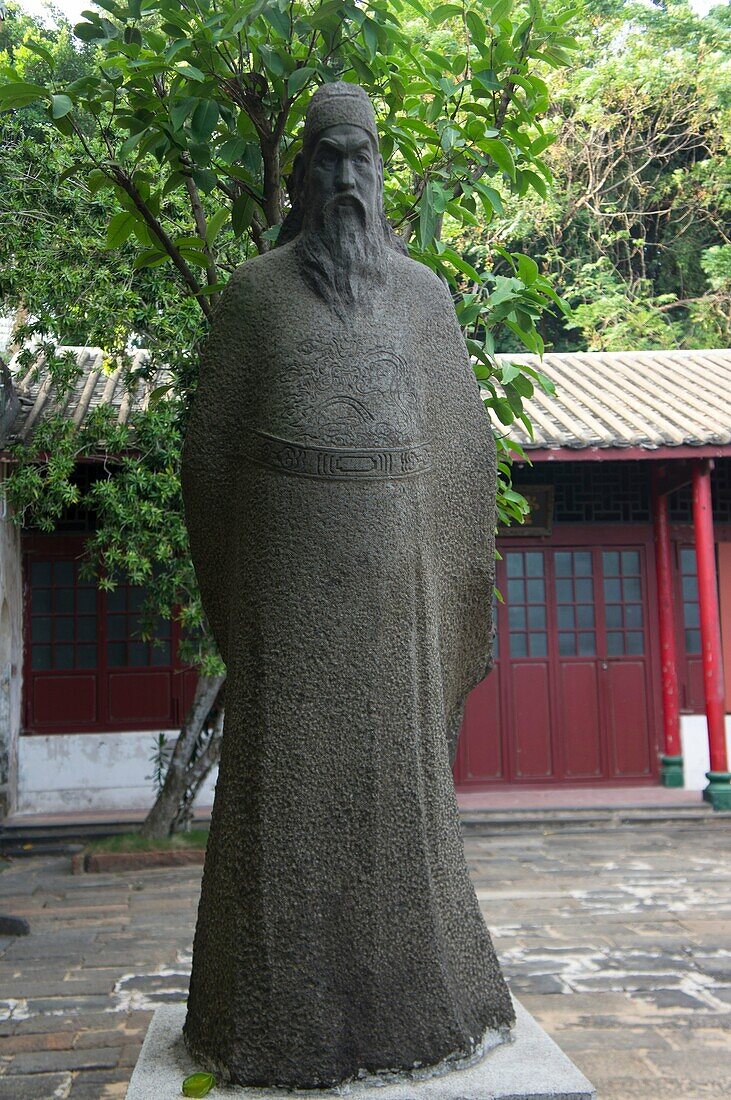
[[126, 999, 596, 1100]]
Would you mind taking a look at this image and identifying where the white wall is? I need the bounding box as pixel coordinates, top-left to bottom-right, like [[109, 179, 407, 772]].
[[680, 714, 731, 790], [17, 730, 218, 815], [0, 497, 23, 816]]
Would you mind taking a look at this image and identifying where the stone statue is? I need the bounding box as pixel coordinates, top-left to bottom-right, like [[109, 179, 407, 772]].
[[180, 81, 514, 1089]]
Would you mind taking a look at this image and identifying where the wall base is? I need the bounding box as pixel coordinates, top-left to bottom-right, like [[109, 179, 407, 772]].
[[17, 730, 218, 814]]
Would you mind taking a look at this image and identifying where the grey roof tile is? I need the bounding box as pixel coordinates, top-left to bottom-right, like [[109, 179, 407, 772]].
[[495, 349, 731, 450]]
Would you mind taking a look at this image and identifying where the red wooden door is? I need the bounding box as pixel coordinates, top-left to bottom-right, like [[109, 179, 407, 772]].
[[599, 548, 654, 779], [454, 534, 660, 786], [23, 534, 194, 734], [554, 549, 603, 780]]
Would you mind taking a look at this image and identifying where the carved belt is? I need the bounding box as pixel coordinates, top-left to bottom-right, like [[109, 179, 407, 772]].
[[240, 427, 432, 481]]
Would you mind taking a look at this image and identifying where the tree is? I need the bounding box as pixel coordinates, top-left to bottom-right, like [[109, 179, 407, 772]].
[[1, 0, 573, 835], [460, 0, 731, 351]]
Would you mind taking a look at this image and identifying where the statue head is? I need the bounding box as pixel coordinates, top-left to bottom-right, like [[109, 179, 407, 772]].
[[279, 83, 403, 319], [299, 84, 383, 229]]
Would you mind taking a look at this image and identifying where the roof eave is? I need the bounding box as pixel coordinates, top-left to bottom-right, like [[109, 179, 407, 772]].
[[514, 443, 731, 463]]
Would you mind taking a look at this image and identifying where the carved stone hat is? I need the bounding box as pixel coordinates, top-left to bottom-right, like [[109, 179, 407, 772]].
[[302, 82, 379, 154]]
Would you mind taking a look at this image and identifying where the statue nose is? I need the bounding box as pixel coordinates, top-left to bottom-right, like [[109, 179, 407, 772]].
[[336, 161, 355, 191]]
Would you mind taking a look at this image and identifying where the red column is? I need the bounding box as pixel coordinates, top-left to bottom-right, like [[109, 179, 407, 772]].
[[691, 461, 728, 779], [651, 476, 682, 783]]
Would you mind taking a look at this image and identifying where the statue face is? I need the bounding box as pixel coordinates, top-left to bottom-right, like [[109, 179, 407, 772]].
[[305, 123, 382, 230]]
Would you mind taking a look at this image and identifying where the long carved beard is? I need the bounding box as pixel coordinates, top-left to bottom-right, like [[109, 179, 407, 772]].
[[295, 197, 388, 321]]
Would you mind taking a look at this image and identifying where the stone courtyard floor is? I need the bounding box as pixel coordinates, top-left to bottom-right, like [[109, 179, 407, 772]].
[[0, 821, 730, 1099]]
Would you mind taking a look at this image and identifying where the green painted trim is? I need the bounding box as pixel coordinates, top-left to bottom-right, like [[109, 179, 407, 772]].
[[703, 771, 731, 811], [660, 754, 684, 788]]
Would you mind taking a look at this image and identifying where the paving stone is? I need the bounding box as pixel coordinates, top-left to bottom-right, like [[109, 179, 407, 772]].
[[569, 1051, 660, 1081], [552, 1026, 673, 1052], [1, 977, 118, 998], [7, 1046, 121, 1074], [592, 1078, 731, 1099], [72, 1028, 134, 1049], [25, 995, 115, 1015], [0, 1072, 72, 1099], [632, 989, 710, 1010], [66, 1068, 131, 1097], [1, 1031, 74, 1054], [1, 1017, 78, 1037], [505, 975, 567, 995], [645, 1049, 731, 1080]]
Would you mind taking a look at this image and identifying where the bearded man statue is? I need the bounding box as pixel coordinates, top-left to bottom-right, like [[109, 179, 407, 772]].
[[181, 81, 515, 1089]]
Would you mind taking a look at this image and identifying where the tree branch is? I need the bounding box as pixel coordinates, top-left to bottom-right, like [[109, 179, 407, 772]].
[[184, 175, 220, 306], [112, 170, 213, 322]]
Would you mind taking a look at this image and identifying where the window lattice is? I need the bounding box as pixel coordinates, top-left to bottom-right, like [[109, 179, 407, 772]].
[[512, 459, 730, 525]]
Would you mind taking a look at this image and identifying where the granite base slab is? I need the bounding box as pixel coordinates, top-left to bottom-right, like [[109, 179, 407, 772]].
[[126, 998, 595, 1100]]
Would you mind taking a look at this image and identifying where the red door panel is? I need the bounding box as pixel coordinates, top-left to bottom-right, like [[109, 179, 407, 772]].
[[510, 663, 553, 778], [605, 661, 652, 777], [33, 675, 97, 726], [458, 672, 503, 784], [108, 672, 172, 723], [560, 662, 602, 777]]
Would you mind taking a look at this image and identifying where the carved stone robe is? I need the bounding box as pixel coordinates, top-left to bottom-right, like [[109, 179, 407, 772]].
[[181, 242, 514, 1088]]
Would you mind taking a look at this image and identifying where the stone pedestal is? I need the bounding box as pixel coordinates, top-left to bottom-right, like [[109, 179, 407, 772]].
[[126, 999, 595, 1100]]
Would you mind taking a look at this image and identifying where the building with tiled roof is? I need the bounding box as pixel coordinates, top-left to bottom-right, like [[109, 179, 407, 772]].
[[500, 350, 731, 453], [1, 346, 730, 818]]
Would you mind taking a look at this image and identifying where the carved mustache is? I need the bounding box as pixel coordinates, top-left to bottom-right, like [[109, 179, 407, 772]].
[[324, 194, 367, 220]]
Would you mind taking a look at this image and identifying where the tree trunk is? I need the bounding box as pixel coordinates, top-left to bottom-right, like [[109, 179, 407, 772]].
[[172, 702, 225, 833], [140, 673, 225, 839]]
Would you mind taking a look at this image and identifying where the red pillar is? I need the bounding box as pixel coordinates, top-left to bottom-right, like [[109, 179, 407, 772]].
[[651, 475, 683, 785], [692, 461, 731, 808]]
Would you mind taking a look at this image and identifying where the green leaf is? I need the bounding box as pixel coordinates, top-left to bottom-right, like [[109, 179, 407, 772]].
[[516, 255, 539, 285], [431, 3, 462, 22], [217, 137, 247, 164], [263, 5, 291, 38], [50, 94, 73, 119], [0, 81, 49, 108], [520, 169, 547, 199], [465, 10, 486, 42], [259, 45, 286, 77], [418, 183, 439, 251], [175, 62, 206, 82], [165, 39, 190, 62], [231, 193, 255, 237], [191, 169, 217, 194], [170, 96, 197, 131], [181, 1072, 216, 1097], [191, 99, 219, 142], [106, 211, 137, 248], [490, 0, 513, 23], [362, 18, 378, 58], [482, 138, 515, 179], [148, 384, 173, 407], [205, 207, 229, 244], [287, 67, 315, 96], [25, 40, 56, 68], [474, 182, 504, 216], [87, 169, 115, 194], [133, 247, 169, 268]]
